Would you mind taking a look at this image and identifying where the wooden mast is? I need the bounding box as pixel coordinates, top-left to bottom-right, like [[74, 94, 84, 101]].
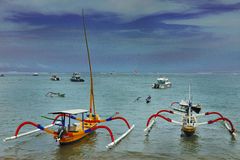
[[82, 10, 96, 115]]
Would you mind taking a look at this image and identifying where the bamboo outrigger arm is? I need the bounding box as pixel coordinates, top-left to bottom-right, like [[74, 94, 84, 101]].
[[52, 114, 131, 129], [144, 109, 183, 136], [3, 122, 55, 142], [195, 112, 237, 137], [83, 124, 135, 149], [106, 124, 135, 149], [144, 109, 237, 138]]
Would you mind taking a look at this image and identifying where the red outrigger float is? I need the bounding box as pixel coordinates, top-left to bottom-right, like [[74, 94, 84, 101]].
[[3, 10, 134, 149], [144, 86, 237, 139]]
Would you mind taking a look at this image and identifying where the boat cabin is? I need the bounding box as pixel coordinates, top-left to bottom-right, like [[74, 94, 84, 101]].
[[157, 77, 169, 84], [49, 109, 88, 132], [152, 77, 172, 89]]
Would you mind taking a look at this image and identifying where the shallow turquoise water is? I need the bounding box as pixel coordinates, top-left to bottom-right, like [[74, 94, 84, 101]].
[[0, 73, 240, 159]]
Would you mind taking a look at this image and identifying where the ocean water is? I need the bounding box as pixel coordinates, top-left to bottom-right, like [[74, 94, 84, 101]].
[[0, 73, 240, 160]]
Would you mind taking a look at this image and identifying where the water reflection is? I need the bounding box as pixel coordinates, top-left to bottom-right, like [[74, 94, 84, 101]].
[[54, 132, 97, 160], [179, 133, 200, 154]]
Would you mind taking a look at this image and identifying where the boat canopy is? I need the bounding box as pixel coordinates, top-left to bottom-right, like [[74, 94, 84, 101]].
[[49, 109, 88, 115], [157, 77, 168, 80], [157, 77, 169, 83]]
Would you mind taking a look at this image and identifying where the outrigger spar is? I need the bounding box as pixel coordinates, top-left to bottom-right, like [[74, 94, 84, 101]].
[[3, 10, 134, 149], [144, 84, 237, 140]]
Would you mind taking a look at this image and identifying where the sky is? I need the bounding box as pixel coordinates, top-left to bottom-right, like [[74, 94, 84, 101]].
[[0, 0, 240, 73]]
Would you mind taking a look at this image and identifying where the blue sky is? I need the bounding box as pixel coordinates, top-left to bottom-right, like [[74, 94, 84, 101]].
[[0, 0, 240, 73]]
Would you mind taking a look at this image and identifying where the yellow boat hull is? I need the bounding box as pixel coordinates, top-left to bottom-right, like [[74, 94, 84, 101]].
[[55, 115, 99, 144], [182, 125, 196, 136], [58, 132, 91, 144]]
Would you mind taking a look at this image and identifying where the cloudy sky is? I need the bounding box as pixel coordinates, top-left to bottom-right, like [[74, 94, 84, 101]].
[[0, 0, 240, 73]]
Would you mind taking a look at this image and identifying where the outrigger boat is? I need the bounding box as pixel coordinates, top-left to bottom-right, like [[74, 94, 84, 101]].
[[144, 85, 237, 139], [3, 10, 134, 149]]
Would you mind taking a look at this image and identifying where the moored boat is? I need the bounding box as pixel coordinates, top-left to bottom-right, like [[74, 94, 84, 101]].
[[32, 73, 39, 76], [50, 75, 60, 81], [144, 85, 237, 139], [152, 77, 171, 89], [70, 72, 84, 82]]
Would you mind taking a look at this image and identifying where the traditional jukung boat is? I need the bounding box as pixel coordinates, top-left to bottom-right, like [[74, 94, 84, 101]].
[[144, 85, 237, 139], [3, 108, 134, 148], [3, 10, 134, 149]]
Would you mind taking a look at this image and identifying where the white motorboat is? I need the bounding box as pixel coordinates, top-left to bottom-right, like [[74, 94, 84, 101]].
[[32, 73, 39, 76], [152, 77, 172, 89], [70, 72, 84, 82]]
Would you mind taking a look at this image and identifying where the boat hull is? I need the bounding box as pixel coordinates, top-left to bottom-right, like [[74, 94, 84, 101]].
[[182, 125, 196, 136], [58, 132, 92, 144], [51, 78, 60, 81], [56, 122, 97, 144], [152, 83, 171, 89], [70, 79, 85, 82]]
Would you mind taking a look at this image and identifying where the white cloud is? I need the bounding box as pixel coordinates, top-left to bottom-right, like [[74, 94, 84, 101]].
[[17, 64, 28, 68], [165, 11, 239, 26], [163, 10, 240, 55], [163, 10, 240, 35], [0, 0, 191, 32], [0, 62, 28, 69], [5, 0, 189, 18], [37, 63, 50, 69], [0, 62, 11, 68], [0, 21, 46, 31], [217, 0, 240, 4]]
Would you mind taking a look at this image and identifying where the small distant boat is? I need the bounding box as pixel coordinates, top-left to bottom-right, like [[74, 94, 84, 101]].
[[0, 74, 4, 77], [32, 73, 39, 76], [46, 92, 65, 97], [70, 72, 84, 82], [146, 95, 151, 104], [152, 77, 171, 89], [50, 75, 60, 81]]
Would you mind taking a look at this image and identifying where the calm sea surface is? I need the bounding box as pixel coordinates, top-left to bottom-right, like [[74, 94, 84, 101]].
[[0, 73, 240, 159]]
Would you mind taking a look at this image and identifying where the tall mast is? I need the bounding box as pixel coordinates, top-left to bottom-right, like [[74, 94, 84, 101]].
[[189, 83, 191, 102], [188, 83, 191, 119], [82, 10, 96, 115]]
